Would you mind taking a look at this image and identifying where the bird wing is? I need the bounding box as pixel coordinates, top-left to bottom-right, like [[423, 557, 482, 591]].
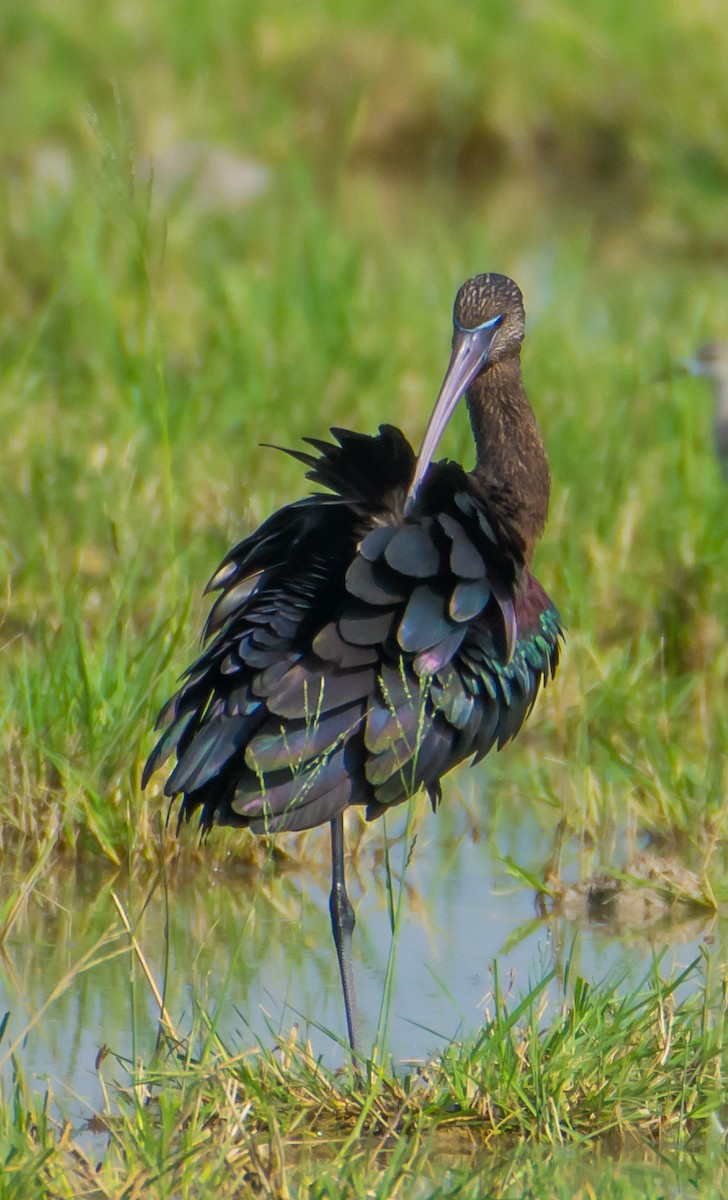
[[143, 427, 562, 834], [347, 487, 562, 813]]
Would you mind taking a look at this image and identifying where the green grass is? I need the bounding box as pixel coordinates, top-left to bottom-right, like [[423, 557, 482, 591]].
[[3, 0, 728, 1193], [2, 955, 728, 1197]]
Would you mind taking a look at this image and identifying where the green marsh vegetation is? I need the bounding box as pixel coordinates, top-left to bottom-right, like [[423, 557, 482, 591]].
[[3, 0, 728, 1194]]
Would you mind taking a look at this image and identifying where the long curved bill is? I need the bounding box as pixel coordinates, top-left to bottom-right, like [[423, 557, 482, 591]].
[[404, 315, 503, 515]]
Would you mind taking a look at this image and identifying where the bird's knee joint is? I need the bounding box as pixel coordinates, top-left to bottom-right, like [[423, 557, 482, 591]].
[[329, 883, 355, 934]]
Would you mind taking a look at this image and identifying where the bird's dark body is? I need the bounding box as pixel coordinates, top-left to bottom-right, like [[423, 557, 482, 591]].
[[144, 272, 563, 1056], [144, 425, 561, 835]]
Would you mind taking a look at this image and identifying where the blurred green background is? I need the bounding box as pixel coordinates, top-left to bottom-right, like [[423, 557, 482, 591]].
[[3, 2, 728, 1193], [1, 0, 728, 867]]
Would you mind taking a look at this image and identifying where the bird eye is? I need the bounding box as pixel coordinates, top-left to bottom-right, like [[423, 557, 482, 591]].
[[454, 313, 505, 335]]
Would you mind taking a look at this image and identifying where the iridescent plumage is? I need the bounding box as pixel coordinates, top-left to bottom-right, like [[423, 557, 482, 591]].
[[144, 273, 563, 1055]]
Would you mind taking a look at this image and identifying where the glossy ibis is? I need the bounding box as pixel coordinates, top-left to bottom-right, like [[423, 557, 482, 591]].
[[682, 342, 728, 479], [143, 273, 562, 1057]]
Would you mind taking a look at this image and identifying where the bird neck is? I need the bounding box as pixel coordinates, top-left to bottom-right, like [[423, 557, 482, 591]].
[[466, 357, 551, 564]]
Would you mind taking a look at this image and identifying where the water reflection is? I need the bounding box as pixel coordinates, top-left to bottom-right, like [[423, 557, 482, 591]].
[[0, 797, 718, 1123]]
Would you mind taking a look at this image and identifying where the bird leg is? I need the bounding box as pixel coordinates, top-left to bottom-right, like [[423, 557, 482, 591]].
[[329, 814, 361, 1062]]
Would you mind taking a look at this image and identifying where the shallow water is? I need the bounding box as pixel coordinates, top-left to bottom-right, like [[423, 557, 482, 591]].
[[0, 791, 718, 1125]]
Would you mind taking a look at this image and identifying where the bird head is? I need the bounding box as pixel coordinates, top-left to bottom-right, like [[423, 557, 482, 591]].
[[453, 273, 525, 361], [405, 273, 526, 511]]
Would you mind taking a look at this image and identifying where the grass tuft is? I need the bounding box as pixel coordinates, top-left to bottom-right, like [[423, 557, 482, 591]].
[[3, 956, 727, 1197]]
